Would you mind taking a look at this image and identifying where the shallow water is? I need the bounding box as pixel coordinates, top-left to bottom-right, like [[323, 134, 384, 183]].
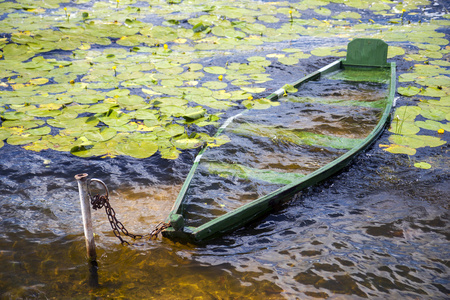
[[1, 128, 449, 299]]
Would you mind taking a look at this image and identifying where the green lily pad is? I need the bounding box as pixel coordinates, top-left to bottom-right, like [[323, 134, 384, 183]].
[[420, 106, 449, 121], [173, 138, 204, 149], [311, 46, 346, 57], [387, 46, 405, 58], [99, 110, 130, 127], [116, 140, 158, 158], [414, 162, 432, 169], [159, 146, 181, 160], [383, 144, 417, 155], [242, 97, 280, 109], [84, 127, 117, 142], [332, 11, 362, 19], [26, 126, 51, 136], [7, 134, 41, 145], [48, 116, 98, 129], [203, 81, 228, 90], [278, 56, 299, 65], [389, 134, 446, 148], [282, 84, 298, 93], [183, 106, 206, 120], [389, 120, 420, 135], [415, 120, 450, 131], [240, 87, 266, 94], [204, 66, 227, 74], [398, 86, 421, 96], [0, 129, 12, 140], [420, 86, 447, 97]]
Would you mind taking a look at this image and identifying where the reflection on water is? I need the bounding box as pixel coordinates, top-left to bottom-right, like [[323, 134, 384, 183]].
[[1, 139, 449, 299]]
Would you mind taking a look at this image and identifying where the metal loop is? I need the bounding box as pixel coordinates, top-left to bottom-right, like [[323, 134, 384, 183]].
[[87, 178, 109, 200]]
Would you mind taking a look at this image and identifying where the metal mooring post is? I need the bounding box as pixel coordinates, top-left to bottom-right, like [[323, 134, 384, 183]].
[[75, 173, 97, 260]]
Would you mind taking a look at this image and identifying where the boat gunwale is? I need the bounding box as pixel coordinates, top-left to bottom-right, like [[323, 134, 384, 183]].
[[163, 58, 396, 242]]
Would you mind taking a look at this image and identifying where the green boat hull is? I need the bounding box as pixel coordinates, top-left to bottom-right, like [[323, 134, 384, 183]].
[[162, 38, 396, 242]]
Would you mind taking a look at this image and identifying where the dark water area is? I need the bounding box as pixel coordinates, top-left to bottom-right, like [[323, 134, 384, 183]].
[[1, 129, 449, 299]]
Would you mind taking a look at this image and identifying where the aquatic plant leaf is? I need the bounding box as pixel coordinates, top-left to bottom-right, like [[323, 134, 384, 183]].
[[383, 144, 416, 155], [1, 111, 31, 120], [203, 81, 228, 90], [415, 120, 450, 131], [278, 56, 299, 65], [159, 146, 181, 160], [242, 98, 280, 109], [204, 66, 227, 74], [420, 87, 447, 97], [315, 7, 331, 16], [86, 103, 118, 114], [84, 127, 117, 142], [70, 144, 104, 158], [48, 116, 98, 129], [332, 11, 362, 19], [0, 129, 11, 140], [389, 134, 446, 148], [311, 46, 346, 57], [414, 162, 432, 169], [415, 76, 450, 87], [241, 87, 266, 94], [387, 46, 405, 58], [100, 111, 130, 127], [116, 140, 158, 158], [26, 126, 51, 136], [282, 84, 298, 93], [117, 95, 147, 110], [7, 134, 40, 145], [183, 107, 206, 120], [173, 138, 204, 149], [398, 86, 421, 96], [134, 109, 158, 120], [419, 106, 449, 121], [2, 120, 45, 129], [160, 105, 186, 117], [388, 119, 420, 135]]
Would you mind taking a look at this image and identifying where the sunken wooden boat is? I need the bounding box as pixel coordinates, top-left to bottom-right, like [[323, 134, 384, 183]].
[[162, 38, 396, 241]]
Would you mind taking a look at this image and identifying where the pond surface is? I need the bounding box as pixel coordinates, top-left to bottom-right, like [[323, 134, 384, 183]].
[[1, 0, 449, 299]]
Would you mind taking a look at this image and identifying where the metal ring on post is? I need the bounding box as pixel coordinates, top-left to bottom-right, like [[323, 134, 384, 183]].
[[87, 178, 109, 199]]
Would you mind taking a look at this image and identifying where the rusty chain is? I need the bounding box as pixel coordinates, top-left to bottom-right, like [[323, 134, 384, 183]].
[[87, 178, 170, 245]]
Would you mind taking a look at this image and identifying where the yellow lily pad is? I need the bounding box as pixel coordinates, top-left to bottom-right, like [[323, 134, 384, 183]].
[[414, 162, 432, 169], [383, 144, 416, 155]]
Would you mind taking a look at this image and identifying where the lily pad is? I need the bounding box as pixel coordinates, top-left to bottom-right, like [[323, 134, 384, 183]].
[[383, 144, 417, 155], [414, 162, 432, 169], [7, 134, 41, 145], [204, 66, 227, 74], [389, 134, 446, 148], [116, 140, 158, 158], [84, 127, 117, 142], [398, 86, 421, 96]]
